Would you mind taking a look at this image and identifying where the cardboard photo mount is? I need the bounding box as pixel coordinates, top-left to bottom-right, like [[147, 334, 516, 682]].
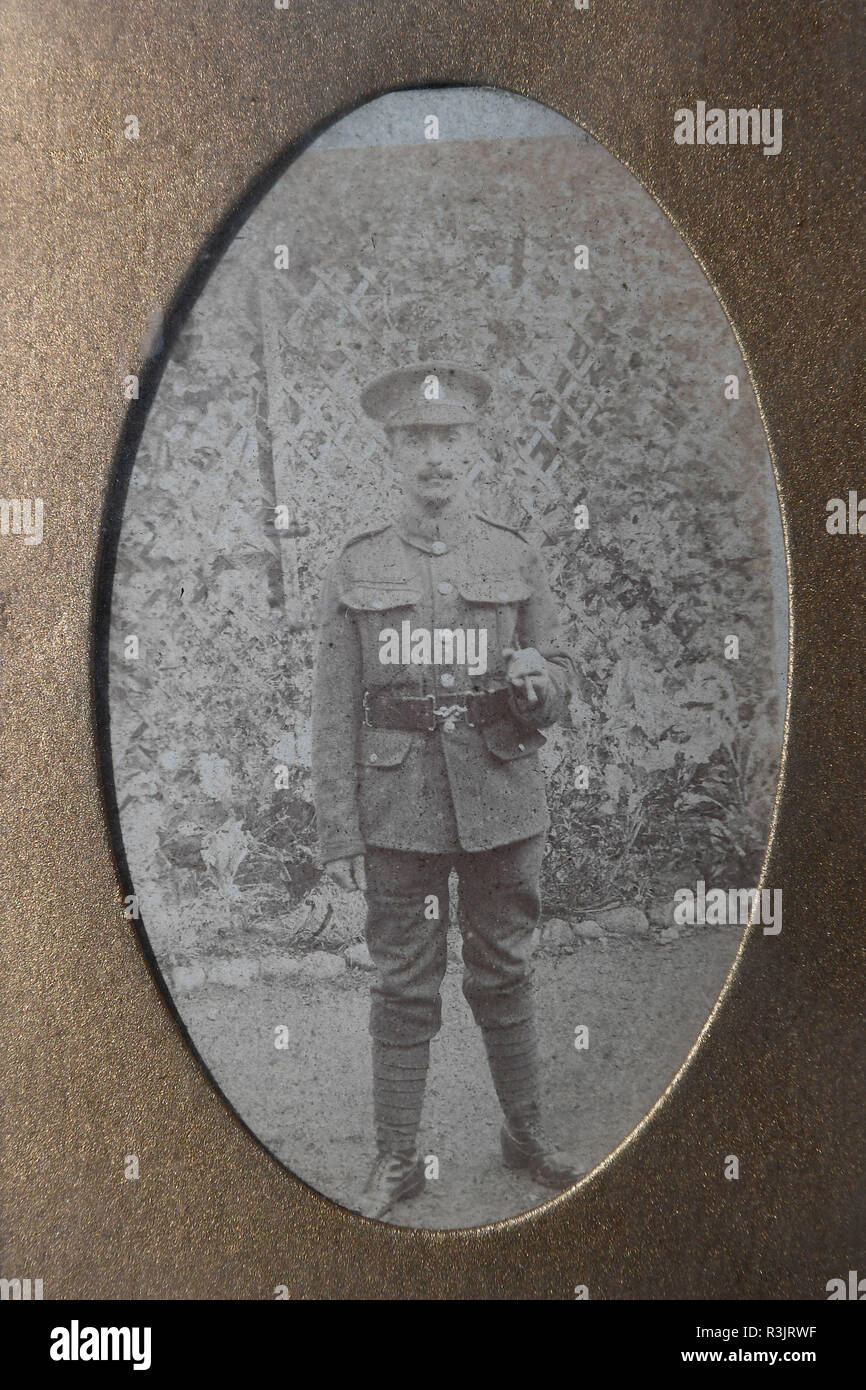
[[1, 0, 862, 1299]]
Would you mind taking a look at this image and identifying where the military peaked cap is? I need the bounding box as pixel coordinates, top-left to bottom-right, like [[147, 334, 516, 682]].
[[360, 361, 492, 428]]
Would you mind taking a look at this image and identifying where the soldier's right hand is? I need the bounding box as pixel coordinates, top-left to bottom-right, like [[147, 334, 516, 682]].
[[324, 854, 367, 893]]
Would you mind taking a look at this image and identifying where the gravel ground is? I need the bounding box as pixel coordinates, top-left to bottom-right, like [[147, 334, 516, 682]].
[[179, 926, 741, 1229]]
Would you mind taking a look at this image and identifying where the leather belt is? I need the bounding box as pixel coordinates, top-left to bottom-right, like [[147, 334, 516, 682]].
[[362, 686, 512, 732]]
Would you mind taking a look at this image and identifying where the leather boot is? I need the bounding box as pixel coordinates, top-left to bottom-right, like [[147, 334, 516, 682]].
[[356, 1151, 426, 1220], [500, 1119, 584, 1188], [356, 1038, 429, 1219]]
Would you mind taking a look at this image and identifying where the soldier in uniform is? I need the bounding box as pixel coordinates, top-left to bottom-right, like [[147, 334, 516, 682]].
[[311, 363, 582, 1221]]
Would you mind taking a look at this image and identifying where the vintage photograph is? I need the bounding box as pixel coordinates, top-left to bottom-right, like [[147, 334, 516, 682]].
[[103, 86, 787, 1228]]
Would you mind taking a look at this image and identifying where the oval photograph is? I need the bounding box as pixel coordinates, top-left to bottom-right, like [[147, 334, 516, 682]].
[[102, 86, 787, 1228]]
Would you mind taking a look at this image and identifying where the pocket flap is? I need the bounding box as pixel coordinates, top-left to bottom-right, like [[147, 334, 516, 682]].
[[356, 725, 416, 767], [340, 582, 421, 613], [481, 720, 546, 761], [456, 576, 532, 605]]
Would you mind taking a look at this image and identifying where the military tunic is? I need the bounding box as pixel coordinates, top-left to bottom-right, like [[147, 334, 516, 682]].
[[312, 507, 574, 865]]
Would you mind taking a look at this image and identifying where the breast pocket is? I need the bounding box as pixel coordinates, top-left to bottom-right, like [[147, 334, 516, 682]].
[[340, 580, 422, 686], [455, 576, 533, 670]]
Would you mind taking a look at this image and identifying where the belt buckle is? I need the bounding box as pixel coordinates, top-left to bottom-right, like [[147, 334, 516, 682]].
[[432, 700, 469, 734], [362, 690, 374, 728]]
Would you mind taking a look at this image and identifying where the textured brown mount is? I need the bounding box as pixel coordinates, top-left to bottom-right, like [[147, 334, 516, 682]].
[[1, 0, 863, 1298]]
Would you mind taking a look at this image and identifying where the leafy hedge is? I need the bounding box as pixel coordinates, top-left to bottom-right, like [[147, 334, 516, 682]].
[[108, 133, 784, 964]]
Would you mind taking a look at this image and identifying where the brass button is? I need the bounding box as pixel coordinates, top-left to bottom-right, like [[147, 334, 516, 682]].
[[518, 742, 525, 751], [369, 753, 378, 762], [440, 672, 455, 688], [431, 541, 447, 555], [437, 581, 453, 595]]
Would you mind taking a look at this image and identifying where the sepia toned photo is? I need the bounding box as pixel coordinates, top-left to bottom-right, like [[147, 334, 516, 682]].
[[102, 86, 787, 1229]]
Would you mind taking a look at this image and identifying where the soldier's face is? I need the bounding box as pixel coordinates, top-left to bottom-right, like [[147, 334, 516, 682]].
[[387, 425, 474, 509]]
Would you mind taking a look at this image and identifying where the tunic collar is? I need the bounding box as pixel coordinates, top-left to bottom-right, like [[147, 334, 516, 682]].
[[394, 500, 475, 555]]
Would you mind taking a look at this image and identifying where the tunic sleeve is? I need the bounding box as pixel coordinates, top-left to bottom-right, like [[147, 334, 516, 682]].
[[508, 544, 576, 730]]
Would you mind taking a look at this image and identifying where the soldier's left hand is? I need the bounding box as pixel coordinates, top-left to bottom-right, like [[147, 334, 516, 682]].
[[503, 647, 550, 706]]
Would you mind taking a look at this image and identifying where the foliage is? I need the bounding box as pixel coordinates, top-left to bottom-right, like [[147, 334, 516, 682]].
[[108, 131, 784, 965]]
